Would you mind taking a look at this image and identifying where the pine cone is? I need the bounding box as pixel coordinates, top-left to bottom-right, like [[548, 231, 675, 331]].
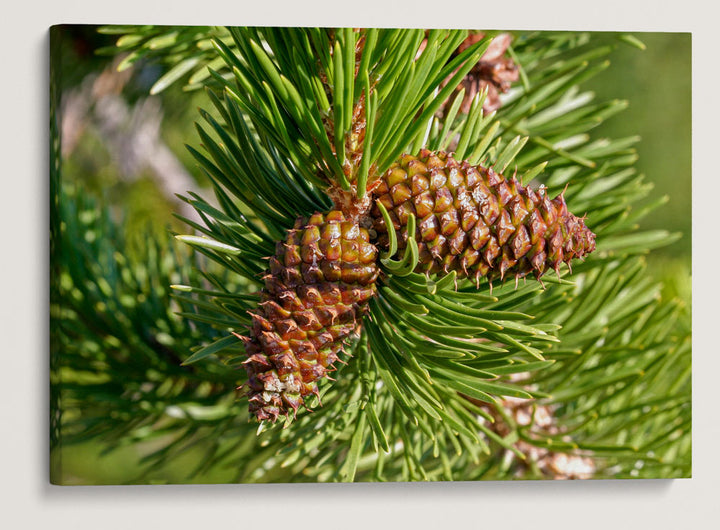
[[483, 395, 596, 480], [439, 32, 519, 116], [242, 211, 379, 421], [371, 150, 595, 285]]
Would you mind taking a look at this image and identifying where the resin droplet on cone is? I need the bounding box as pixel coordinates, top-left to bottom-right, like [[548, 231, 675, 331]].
[[242, 211, 379, 422], [371, 150, 596, 284]]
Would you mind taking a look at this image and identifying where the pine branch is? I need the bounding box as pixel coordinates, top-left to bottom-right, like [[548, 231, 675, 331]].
[[50, 184, 260, 482], [97, 25, 233, 94]]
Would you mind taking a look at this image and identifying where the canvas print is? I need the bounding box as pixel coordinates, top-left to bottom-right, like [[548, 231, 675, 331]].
[[50, 25, 691, 484]]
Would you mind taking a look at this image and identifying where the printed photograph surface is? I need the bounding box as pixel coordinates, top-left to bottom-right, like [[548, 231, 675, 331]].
[[50, 26, 691, 484]]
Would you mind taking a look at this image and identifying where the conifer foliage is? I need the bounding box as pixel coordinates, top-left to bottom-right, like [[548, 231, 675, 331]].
[[51, 26, 691, 483]]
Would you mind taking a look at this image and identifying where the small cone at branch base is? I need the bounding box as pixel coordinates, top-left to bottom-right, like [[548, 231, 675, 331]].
[[371, 150, 596, 283], [241, 211, 379, 422], [483, 395, 596, 480]]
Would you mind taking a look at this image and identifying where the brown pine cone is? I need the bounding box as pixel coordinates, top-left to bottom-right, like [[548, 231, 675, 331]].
[[372, 150, 595, 285], [241, 211, 379, 421]]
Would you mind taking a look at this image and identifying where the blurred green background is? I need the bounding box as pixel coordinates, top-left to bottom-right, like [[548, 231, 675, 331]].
[[590, 32, 692, 261], [51, 28, 692, 484]]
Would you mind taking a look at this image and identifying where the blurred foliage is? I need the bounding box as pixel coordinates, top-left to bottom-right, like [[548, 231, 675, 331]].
[[584, 32, 691, 259], [53, 24, 214, 244]]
